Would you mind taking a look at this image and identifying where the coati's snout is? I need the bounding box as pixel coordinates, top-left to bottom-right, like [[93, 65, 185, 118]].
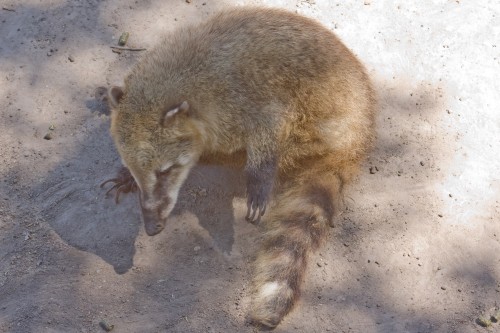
[[137, 162, 195, 236], [138, 184, 176, 237], [140, 205, 166, 236]]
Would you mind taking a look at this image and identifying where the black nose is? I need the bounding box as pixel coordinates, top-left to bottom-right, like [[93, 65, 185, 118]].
[[144, 221, 164, 236], [141, 207, 165, 236]]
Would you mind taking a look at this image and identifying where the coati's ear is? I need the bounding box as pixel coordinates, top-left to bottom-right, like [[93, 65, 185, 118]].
[[94, 86, 125, 108], [161, 101, 190, 127], [108, 86, 124, 107]]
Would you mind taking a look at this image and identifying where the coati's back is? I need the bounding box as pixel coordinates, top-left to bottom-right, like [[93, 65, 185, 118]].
[[121, 7, 375, 175], [106, 7, 375, 329]]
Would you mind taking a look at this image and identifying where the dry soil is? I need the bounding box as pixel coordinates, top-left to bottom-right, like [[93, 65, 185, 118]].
[[0, 1, 499, 333]]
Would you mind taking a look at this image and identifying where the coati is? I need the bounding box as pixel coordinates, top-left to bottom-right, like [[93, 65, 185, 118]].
[[99, 7, 376, 328]]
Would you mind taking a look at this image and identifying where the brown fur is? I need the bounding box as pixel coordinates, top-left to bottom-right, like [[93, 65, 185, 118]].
[[101, 7, 376, 328]]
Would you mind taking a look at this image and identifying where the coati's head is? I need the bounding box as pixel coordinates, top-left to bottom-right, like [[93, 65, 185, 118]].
[[98, 86, 203, 236]]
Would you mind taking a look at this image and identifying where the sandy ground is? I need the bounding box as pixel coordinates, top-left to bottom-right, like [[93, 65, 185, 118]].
[[0, 1, 499, 332]]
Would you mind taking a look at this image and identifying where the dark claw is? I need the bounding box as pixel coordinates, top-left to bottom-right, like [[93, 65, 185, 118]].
[[104, 182, 122, 196], [100, 178, 120, 188], [260, 204, 267, 216], [245, 157, 276, 224], [101, 167, 138, 204], [245, 196, 267, 224], [245, 181, 270, 224], [115, 187, 125, 204], [245, 201, 258, 223]]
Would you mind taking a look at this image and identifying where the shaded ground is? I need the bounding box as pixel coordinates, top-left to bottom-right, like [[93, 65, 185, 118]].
[[0, 1, 499, 332]]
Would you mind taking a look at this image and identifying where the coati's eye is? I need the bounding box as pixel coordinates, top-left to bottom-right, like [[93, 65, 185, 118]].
[[156, 164, 178, 178]]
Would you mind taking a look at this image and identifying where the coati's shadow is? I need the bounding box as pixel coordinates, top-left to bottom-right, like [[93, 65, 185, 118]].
[[171, 165, 246, 254], [85, 96, 110, 116], [34, 121, 140, 275]]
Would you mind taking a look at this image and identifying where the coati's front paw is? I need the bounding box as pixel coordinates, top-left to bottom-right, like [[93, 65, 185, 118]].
[[100, 166, 138, 204], [245, 159, 276, 224], [245, 176, 271, 224]]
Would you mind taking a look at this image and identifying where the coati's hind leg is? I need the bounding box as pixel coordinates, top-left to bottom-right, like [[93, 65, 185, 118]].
[[248, 167, 344, 328]]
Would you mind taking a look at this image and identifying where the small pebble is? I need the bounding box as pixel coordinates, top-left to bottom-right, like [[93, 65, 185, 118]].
[[43, 132, 53, 140], [193, 246, 201, 252], [477, 316, 492, 328], [438, 214, 443, 218], [68, 55, 75, 62], [441, 286, 446, 290], [99, 320, 114, 332], [492, 309, 500, 321], [317, 262, 322, 267], [420, 161, 425, 166], [118, 32, 129, 46]]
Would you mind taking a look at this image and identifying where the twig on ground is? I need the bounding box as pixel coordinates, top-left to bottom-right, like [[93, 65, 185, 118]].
[[2, 7, 16, 12], [110, 46, 146, 51]]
